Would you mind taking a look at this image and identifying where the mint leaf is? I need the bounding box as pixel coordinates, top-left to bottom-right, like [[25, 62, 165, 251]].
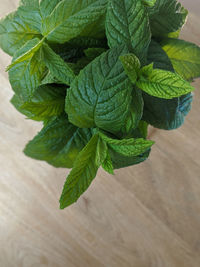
[[102, 151, 114, 175], [109, 147, 151, 169], [66, 45, 133, 134], [137, 64, 195, 99], [0, 11, 39, 56], [123, 87, 144, 134], [143, 92, 193, 130], [161, 38, 200, 81], [59, 134, 106, 209], [142, 0, 157, 7], [7, 37, 44, 71], [11, 94, 35, 118], [100, 132, 154, 157], [148, 0, 188, 36], [8, 38, 45, 101], [43, 0, 108, 43], [24, 115, 92, 168], [106, 0, 151, 59], [20, 85, 66, 120], [147, 40, 174, 71], [120, 53, 141, 84], [42, 43, 75, 85], [18, 0, 61, 32]]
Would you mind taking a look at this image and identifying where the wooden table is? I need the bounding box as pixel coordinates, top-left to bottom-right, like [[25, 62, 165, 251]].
[[0, 1, 200, 266]]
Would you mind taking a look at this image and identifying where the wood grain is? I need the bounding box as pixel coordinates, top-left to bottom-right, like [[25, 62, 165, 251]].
[[0, 1, 200, 266]]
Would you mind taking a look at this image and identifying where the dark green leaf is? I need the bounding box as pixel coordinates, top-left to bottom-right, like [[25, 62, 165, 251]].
[[101, 150, 114, 174], [148, 0, 188, 36], [24, 115, 92, 168], [66, 45, 133, 134], [42, 43, 75, 85], [143, 92, 193, 130], [106, 0, 151, 59], [120, 53, 141, 84]]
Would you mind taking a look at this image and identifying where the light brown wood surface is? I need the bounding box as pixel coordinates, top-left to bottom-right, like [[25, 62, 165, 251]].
[[0, 1, 200, 266]]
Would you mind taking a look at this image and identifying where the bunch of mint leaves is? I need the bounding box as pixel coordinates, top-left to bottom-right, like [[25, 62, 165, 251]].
[[0, 0, 200, 209]]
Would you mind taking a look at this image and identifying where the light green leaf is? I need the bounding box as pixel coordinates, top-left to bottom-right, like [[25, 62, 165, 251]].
[[7, 37, 44, 71], [0, 11, 39, 56], [42, 43, 75, 85], [106, 0, 151, 59], [99, 132, 154, 157], [161, 38, 200, 80], [120, 53, 141, 84], [142, 0, 157, 7], [148, 0, 188, 36], [24, 115, 92, 168], [102, 151, 114, 175], [42, 0, 108, 43], [8, 39, 45, 101], [66, 45, 133, 134], [20, 85, 66, 120], [137, 65, 195, 99], [95, 137, 108, 166], [59, 134, 105, 209]]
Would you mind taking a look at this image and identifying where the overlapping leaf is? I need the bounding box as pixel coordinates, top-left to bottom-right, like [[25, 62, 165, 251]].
[[24, 115, 93, 168], [161, 38, 200, 80], [66, 45, 133, 134], [106, 0, 151, 59]]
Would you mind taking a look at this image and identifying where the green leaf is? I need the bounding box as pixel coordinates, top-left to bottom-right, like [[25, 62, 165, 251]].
[[95, 137, 108, 166], [10, 94, 35, 118], [147, 40, 174, 71], [66, 45, 133, 134], [59, 134, 106, 209], [99, 132, 154, 157], [24, 115, 92, 168], [8, 38, 45, 101], [42, 0, 108, 43], [120, 53, 141, 84], [20, 85, 66, 120], [137, 64, 195, 99], [101, 150, 114, 174], [148, 0, 188, 36], [123, 87, 144, 134], [161, 38, 200, 80], [106, 0, 151, 59], [145, 40, 193, 130], [143, 92, 193, 130], [84, 47, 106, 60], [0, 11, 39, 56], [18, 0, 62, 32], [7, 37, 44, 71], [109, 147, 151, 169], [142, 0, 157, 7], [42, 43, 75, 85]]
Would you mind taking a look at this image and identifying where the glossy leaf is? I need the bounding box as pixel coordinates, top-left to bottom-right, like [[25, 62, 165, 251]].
[[66, 45, 133, 134], [137, 64, 195, 99]]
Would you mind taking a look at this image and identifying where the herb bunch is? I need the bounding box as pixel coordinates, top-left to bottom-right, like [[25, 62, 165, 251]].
[[1, 0, 200, 209]]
